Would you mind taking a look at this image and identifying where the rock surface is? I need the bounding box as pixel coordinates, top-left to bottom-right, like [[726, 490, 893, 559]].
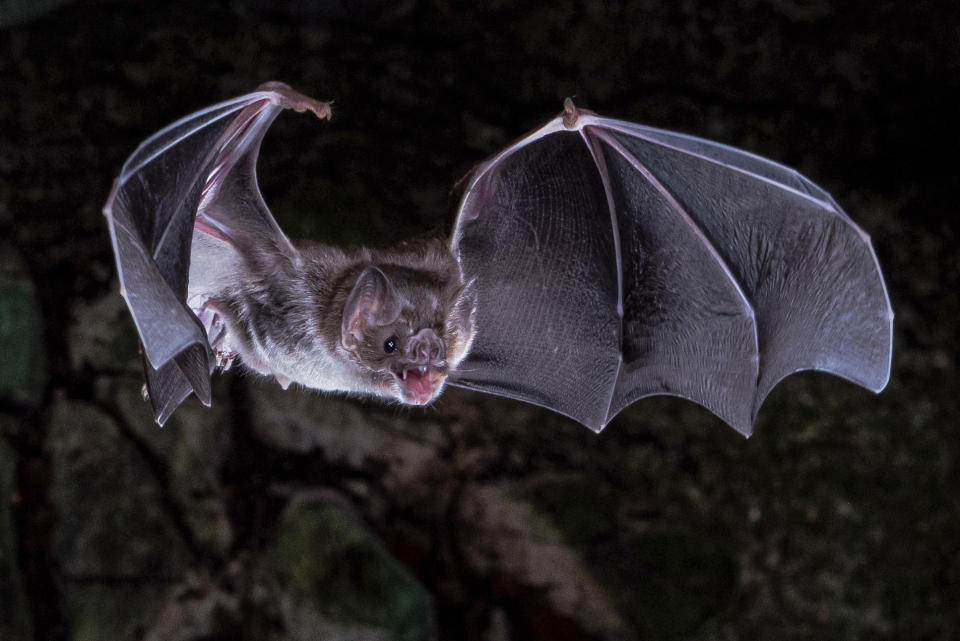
[[1, 1, 958, 640]]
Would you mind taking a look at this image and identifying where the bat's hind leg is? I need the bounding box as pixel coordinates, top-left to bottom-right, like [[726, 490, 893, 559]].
[[195, 298, 238, 371]]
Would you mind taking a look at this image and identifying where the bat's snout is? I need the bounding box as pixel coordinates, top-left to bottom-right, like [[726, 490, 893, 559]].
[[405, 328, 445, 365]]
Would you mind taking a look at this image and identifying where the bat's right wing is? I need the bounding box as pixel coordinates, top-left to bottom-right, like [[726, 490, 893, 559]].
[[450, 100, 892, 436], [103, 82, 331, 425]]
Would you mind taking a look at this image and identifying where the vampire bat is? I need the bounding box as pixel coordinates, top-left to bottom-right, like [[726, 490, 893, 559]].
[[104, 82, 892, 435]]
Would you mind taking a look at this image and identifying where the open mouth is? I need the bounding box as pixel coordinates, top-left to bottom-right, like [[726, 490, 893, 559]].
[[393, 366, 445, 405]]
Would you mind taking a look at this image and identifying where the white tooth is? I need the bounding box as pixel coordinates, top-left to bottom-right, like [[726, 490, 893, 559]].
[[403, 369, 408, 380], [419, 366, 427, 373]]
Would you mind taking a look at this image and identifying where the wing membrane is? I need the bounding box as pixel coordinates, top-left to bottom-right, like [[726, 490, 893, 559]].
[[451, 106, 893, 434], [103, 84, 331, 424]]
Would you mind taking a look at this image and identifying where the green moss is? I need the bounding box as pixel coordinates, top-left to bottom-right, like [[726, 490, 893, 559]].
[[518, 475, 737, 640], [0, 281, 35, 388], [517, 475, 620, 545], [273, 500, 431, 641], [0, 244, 43, 399], [49, 401, 189, 638], [591, 532, 737, 640], [68, 583, 170, 641]]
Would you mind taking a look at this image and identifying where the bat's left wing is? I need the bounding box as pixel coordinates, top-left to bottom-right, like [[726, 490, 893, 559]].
[[103, 83, 331, 424], [449, 100, 892, 436]]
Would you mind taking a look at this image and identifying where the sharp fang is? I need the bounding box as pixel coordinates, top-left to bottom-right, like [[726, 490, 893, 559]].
[[403, 369, 408, 380]]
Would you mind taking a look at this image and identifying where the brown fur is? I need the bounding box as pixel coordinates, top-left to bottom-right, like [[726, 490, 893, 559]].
[[187, 232, 476, 404]]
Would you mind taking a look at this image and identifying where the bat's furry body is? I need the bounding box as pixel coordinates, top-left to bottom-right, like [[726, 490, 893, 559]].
[[187, 231, 475, 403]]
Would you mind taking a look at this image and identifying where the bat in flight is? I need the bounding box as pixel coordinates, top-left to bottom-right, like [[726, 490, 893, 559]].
[[103, 82, 892, 436]]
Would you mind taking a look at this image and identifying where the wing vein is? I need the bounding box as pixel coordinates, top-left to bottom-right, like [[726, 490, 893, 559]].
[[119, 94, 267, 182], [580, 126, 624, 428], [592, 128, 755, 319], [151, 101, 272, 260], [595, 119, 841, 214]]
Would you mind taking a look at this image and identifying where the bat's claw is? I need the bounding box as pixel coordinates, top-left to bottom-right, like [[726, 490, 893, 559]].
[[196, 298, 234, 368], [257, 81, 333, 121]]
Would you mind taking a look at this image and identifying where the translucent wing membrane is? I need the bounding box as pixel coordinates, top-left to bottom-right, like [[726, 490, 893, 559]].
[[103, 84, 331, 424], [451, 107, 892, 435], [106, 86, 890, 433]]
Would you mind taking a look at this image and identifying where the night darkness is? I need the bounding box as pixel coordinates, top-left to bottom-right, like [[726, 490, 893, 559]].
[[1, 1, 958, 640]]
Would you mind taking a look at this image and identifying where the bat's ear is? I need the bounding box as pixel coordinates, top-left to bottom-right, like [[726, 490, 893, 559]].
[[341, 266, 404, 349], [445, 278, 478, 368]]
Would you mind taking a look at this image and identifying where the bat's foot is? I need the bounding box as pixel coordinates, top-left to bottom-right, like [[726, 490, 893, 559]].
[[216, 350, 236, 371], [197, 302, 226, 344]]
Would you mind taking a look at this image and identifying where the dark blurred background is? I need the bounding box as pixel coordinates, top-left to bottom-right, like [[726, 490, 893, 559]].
[[1, 1, 958, 640]]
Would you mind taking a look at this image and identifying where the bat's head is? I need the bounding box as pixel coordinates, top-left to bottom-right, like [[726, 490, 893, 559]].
[[340, 263, 477, 405]]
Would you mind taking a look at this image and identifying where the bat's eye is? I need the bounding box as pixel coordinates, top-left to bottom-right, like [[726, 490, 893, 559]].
[[383, 336, 399, 354]]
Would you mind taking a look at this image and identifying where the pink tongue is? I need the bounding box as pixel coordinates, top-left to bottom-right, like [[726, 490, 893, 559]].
[[405, 368, 431, 397]]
